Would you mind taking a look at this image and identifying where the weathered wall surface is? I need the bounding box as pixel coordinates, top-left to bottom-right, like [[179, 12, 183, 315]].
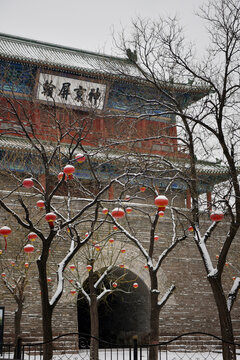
[[0, 195, 239, 344]]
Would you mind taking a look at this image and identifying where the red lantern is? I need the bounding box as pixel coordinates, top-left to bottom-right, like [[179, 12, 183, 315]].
[[133, 282, 138, 289], [1, 273, 6, 277], [210, 211, 224, 222], [154, 235, 159, 241], [232, 277, 236, 281], [47, 277, 52, 282], [69, 279, 73, 283], [95, 245, 101, 251], [109, 238, 114, 244], [11, 261, 15, 266], [70, 290, 76, 295], [86, 265, 92, 272], [113, 225, 118, 231], [125, 195, 130, 201], [24, 262, 29, 268], [24, 244, 34, 254], [144, 265, 148, 269], [111, 207, 125, 218], [0, 226, 11, 250], [28, 232, 38, 242], [121, 248, 126, 253], [75, 153, 86, 163], [58, 172, 66, 181], [112, 282, 117, 288], [69, 264, 76, 271], [216, 255, 219, 259], [36, 200, 45, 210], [126, 207, 133, 214], [45, 213, 57, 228], [102, 208, 108, 215], [22, 178, 34, 188], [188, 226, 194, 232], [140, 186, 146, 192], [154, 195, 168, 210], [119, 264, 124, 268], [63, 165, 75, 180], [158, 211, 164, 217]]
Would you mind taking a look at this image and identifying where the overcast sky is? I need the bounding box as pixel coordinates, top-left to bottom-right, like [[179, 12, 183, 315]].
[[0, 0, 208, 55]]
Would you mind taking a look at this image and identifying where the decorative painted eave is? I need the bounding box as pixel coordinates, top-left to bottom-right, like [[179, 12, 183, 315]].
[[0, 33, 209, 99]]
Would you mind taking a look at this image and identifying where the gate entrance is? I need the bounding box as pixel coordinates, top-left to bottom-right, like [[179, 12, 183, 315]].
[[77, 267, 150, 345]]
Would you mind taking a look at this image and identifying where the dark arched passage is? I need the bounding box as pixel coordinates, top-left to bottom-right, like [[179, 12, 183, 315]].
[[77, 267, 150, 345]]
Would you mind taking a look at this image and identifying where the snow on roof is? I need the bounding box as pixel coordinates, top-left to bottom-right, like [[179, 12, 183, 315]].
[[0, 32, 140, 78]]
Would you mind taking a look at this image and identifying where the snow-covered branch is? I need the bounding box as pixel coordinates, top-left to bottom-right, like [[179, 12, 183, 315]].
[[227, 277, 240, 312], [158, 284, 175, 308]]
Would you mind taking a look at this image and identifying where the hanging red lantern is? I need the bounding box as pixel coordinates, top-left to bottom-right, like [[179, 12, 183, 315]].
[[24, 244, 34, 254], [119, 264, 124, 268], [158, 211, 164, 217], [69, 279, 73, 283], [75, 153, 86, 163], [121, 248, 126, 253], [28, 232, 38, 242], [126, 207, 133, 214], [133, 282, 138, 289], [112, 282, 117, 288], [58, 172, 66, 181], [144, 265, 148, 269], [154, 195, 168, 210], [45, 213, 57, 229], [86, 265, 92, 272], [24, 262, 29, 268], [47, 277, 52, 282], [36, 200, 45, 210], [70, 290, 76, 295], [109, 238, 114, 244], [111, 207, 125, 218], [188, 226, 194, 232], [1, 273, 6, 277], [113, 225, 118, 231], [22, 178, 34, 188], [0, 226, 11, 250], [95, 245, 101, 251], [69, 264, 76, 271], [11, 261, 15, 266], [210, 211, 224, 222], [154, 235, 159, 241], [216, 255, 219, 259], [63, 165, 75, 180], [232, 277, 236, 281], [102, 208, 108, 215], [140, 186, 146, 192]]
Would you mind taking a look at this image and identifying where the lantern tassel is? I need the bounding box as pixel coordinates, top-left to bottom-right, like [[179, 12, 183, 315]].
[[4, 236, 7, 251]]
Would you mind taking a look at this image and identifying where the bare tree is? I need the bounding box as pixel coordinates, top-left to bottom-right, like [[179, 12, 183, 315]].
[[112, 1, 240, 359]]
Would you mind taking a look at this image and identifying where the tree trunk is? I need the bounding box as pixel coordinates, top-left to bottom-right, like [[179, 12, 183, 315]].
[[14, 302, 23, 359], [89, 267, 99, 360], [37, 259, 54, 360], [149, 273, 160, 360], [208, 277, 236, 360]]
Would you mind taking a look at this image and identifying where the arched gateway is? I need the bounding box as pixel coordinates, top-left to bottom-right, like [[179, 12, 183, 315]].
[[77, 267, 150, 345]]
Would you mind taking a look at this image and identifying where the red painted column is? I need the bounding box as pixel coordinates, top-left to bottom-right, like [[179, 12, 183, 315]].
[[108, 185, 114, 200], [207, 191, 212, 211], [186, 189, 191, 209]]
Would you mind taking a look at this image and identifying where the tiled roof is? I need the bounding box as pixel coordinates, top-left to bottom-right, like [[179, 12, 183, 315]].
[[0, 33, 140, 78]]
